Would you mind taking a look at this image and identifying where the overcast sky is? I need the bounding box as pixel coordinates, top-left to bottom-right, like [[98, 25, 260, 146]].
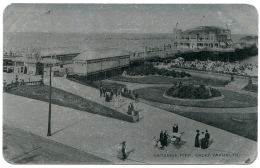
[[3, 4, 258, 34]]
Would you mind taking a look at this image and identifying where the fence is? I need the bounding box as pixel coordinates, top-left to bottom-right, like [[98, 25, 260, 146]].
[[4, 80, 43, 91], [23, 81, 43, 86]]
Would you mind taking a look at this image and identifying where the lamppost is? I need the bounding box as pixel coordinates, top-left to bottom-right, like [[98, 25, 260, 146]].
[[47, 64, 52, 136], [46, 10, 53, 136]]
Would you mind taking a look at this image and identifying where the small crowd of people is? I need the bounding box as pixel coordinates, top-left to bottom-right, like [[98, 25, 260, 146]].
[[195, 129, 211, 149], [153, 124, 180, 150], [100, 84, 122, 108], [127, 102, 138, 116]]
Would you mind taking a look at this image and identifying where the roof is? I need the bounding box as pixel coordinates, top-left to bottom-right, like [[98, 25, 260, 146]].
[[73, 48, 130, 61], [13, 57, 25, 62], [24, 58, 38, 63], [40, 46, 80, 57], [40, 58, 62, 64], [182, 26, 230, 35]]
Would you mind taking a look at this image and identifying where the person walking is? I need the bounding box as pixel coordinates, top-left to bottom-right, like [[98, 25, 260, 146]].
[[195, 130, 200, 148], [205, 130, 210, 148], [121, 141, 127, 161]]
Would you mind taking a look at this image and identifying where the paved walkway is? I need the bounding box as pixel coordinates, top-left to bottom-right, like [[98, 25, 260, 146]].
[[43, 77, 143, 120], [3, 76, 258, 164], [3, 124, 112, 164]]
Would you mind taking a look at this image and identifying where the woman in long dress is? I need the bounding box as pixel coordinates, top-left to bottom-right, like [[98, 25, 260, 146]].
[[195, 130, 200, 147], [117, 141, 127, 161]]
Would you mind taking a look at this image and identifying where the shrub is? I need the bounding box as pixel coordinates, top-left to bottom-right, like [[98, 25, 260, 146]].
[[166, 84, 221, 99], [180, 71, 186, 78], [165, 72, 171, 76]]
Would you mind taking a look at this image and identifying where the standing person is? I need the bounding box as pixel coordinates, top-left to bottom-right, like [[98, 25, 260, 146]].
[[118, 88, 122, 107], [159, 130, 164, 146], [199, 132, 204, 148], [127, 103, 132, 115], [135, 92, 139, 102], [100, 86, 103, 98], [201, 132, 206, 149], [205, 130, 210, 148], [105, 91, 110, 102], [114, 95, 118, 108], [163, 130, 169, 147], [131, 102, 135, 116], [173, 124, 177, 133], [172, 124, 179, 133], [3, 80, 7, 91], [103, 88, 106, 97], [114, 82, 118, 96], [121, 141, 127, 161], [195, 130, 200, 148]]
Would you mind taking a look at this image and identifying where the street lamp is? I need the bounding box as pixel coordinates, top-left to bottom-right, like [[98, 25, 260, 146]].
[[47, 63, 52, 136], [46, 10, 53, 136]]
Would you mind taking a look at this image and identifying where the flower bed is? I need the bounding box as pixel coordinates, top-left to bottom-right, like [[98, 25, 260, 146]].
[[125, 61, 191, 78]]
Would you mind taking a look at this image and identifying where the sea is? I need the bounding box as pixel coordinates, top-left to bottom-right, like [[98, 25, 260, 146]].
[[3, 32, 258, 65], [3, 32, 174, 53]]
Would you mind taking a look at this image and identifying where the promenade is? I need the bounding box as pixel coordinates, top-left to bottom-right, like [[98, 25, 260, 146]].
[[3, 75, 257, 164]]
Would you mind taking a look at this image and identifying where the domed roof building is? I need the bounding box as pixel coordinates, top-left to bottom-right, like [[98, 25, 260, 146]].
[[172, 26, 233, 50]]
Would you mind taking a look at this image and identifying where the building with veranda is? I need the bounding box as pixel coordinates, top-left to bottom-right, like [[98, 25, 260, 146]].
[[172, 26, 233, 50]]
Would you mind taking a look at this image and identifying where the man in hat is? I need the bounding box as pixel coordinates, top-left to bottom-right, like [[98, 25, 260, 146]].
[[205, 130, 210, 148], [173, 124, 179, 133]]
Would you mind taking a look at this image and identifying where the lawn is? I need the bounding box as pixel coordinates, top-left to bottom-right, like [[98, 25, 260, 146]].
[[134, 87, 257, 108], [109, 75, 230, 87], [178, 112, 257, 141], [134, 86, 258, 140], [5, 85, 134, 122], [169, 110, 257, 141]]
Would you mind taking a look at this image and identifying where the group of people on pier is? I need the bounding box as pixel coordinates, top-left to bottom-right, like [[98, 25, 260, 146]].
[[195, 129, 211, 149], [99, 84, 122, 108], [153, 124, 180, 150]]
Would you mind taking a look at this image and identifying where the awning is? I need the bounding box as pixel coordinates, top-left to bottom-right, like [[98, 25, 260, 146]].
[[220, 42, 226, 46]]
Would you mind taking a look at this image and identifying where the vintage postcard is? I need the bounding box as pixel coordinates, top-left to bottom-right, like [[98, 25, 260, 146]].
[[2, 4, 258, 164]]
